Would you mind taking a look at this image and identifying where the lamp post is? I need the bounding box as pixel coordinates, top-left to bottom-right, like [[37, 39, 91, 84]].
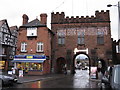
[[107, 1, 120, 40]]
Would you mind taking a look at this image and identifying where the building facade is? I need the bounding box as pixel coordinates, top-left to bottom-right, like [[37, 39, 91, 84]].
[[13, 14, 53, 75], [51, 10, 112, 73], [0, 19, 18, 71]]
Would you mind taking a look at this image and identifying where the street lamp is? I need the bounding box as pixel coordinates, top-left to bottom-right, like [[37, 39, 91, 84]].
[[107, 2, 120, 40], [107, 4, 118, 7]]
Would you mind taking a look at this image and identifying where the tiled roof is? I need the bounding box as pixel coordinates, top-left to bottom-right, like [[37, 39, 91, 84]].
[[10, 26, 18, 34], [21, 19, 46, 27], [10, 26, 18, 31]]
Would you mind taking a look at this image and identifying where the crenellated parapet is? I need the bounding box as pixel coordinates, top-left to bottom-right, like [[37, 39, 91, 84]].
[[51, 10, 110, 24]]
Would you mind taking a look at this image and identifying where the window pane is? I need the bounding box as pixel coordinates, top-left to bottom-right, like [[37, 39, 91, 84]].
[[97, 37, 104, 44], [58, 37, 65, 45], [58, 38, 61, 44], [37, 42, 44, 52], [21, 42, 27, 52], [78, 37, 84, 44]]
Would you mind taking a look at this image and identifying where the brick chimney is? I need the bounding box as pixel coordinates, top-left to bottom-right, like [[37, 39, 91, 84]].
[[40, 13, 47, 25], [22, 14, 29, 25]]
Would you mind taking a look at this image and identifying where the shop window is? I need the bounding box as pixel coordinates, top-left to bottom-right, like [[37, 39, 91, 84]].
[[0, 61, 5, 70], [21, 42, 27, 52], [37, 42, 44, 52], [16, 63, 43, 71], [31, 63, 43, 71]]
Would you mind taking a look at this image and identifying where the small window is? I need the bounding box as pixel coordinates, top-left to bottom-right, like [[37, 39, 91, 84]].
[[37, 42, 44, 52], [58, 37, 65, 45], [21, 42, 27, 52], [27, 28, 37, 37]]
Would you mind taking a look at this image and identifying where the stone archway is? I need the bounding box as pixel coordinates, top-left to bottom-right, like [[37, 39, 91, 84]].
[[71, 52, 91, 74], [56, 57, 66, 73]]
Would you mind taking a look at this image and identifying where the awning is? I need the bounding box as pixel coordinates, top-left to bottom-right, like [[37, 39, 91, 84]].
[[11, 59, 45, 63], [12, 55, 46, 63]]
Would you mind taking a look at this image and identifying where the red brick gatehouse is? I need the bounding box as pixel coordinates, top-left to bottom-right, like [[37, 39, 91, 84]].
[[51, 10, 112, 74]]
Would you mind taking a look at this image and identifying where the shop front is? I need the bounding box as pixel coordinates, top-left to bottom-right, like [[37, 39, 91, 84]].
[[12, 55, 50, 75]]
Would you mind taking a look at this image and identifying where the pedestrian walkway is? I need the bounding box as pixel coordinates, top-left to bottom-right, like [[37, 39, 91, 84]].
[[17, 74, 66, 84]]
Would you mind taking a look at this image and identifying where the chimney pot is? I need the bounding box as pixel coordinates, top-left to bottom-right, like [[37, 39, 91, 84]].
[[40, 13, 47, 25], [22, 14, 29, 25]]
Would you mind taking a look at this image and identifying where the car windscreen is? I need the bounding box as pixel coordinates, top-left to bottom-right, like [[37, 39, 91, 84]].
[[114, 67, 120, 84]]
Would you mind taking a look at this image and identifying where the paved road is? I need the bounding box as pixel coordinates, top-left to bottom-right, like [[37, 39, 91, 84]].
[[3, 70, 100, 89]]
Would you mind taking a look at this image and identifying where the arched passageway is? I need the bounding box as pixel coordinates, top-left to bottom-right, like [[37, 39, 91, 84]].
[[72, 52, 91, 74], [56, 57, 66, 73], [75, 54, 89, 70]]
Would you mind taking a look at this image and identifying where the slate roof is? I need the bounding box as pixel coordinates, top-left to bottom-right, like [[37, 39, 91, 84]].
[[21, 19, 46, 27], [0, 19, 11, 34], [0, 19, 6, 27]]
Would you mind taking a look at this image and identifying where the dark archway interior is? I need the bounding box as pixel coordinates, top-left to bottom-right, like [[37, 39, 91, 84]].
[[56, 57, 66, 73]]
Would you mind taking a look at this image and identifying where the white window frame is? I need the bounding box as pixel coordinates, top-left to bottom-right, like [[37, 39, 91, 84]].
[[37, 42, 44, 52], [21, 42, 27, 52]]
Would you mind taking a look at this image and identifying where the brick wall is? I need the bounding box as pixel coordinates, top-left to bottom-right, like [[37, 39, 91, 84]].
[[51, 10, 112, 73]]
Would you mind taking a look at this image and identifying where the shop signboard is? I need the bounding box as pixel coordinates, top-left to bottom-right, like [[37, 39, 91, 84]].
[[14, 55, 46, 59]]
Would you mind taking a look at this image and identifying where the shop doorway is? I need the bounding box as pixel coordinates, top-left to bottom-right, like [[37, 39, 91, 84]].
[[56, 57, 66, 73]]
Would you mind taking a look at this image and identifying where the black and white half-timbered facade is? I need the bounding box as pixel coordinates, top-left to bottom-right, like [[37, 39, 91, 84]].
[[0, 19, 18, 71]]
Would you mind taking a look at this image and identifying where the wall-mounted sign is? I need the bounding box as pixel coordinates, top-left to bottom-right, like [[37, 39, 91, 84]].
[[14, 55, 46, 59], [57, 27, 108, 36]]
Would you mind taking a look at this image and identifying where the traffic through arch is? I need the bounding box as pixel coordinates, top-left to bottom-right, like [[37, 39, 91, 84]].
[[71, 48, 91, 74]]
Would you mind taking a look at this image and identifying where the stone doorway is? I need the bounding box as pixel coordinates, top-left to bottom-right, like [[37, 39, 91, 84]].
[[56, 57, 66, 73]]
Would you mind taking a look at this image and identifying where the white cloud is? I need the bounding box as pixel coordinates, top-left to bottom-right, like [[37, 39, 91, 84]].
[[0, 0, 119, 40]]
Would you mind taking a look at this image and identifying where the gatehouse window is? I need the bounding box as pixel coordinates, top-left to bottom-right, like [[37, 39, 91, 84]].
[[37, 42, 44, 52], [58, 36, 65, 45], [97, 31, 104, 45], [77, 32, 84, 45], [21, 42, 27, 52]]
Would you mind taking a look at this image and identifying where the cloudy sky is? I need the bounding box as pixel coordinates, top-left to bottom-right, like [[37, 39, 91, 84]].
[[0, 0, 119, 40]]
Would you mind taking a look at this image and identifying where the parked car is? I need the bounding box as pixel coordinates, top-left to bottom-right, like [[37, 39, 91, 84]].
[[102, 65, 120, 90], [0, 71, 18, 86]]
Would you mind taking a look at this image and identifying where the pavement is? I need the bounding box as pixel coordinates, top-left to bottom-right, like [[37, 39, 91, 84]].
[[17, 73, 67, 84]]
